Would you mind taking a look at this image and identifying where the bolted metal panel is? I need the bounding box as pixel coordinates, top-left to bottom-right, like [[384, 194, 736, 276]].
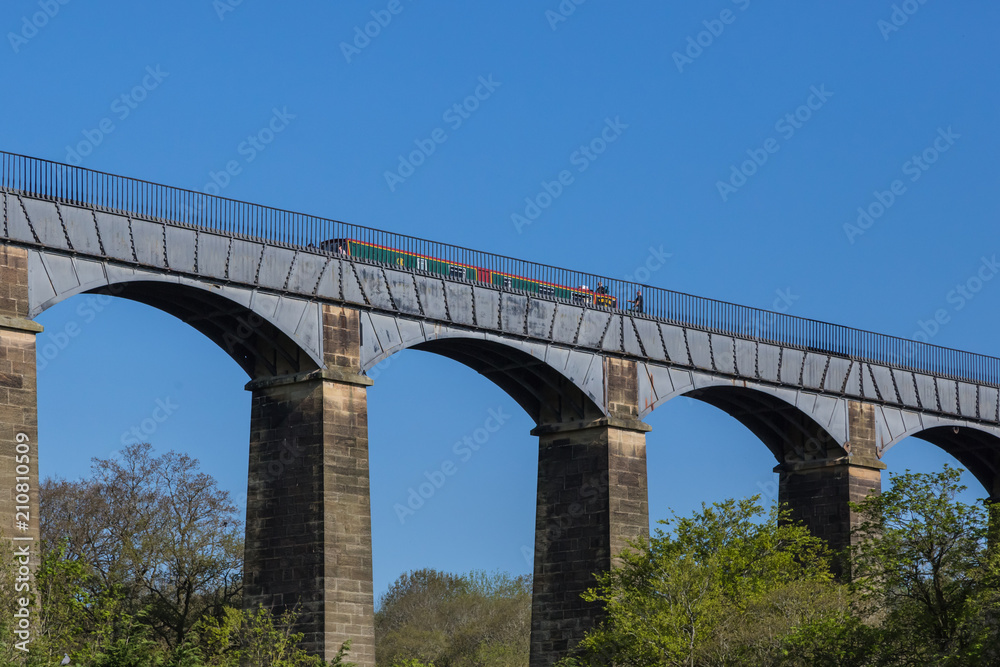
[[314, 258, 341, 301], [473, 286, 500, 330], [981, 386, 999, 421], [913, 374, 938, 409], [74, 257, 107, 289], [396, 318, 425, 348], [634, 319, 666, 362], [500, 293, 527, 335], [413, 274, 448, 321], [5, 195, 37, 245], [257, 246, 297, 291], [802, 353, 827, 390], [27, 249, 57, 312], [444, 282, 475, 326], [575, 309, 610, 349], [286, 251, 327, 297], [196, 232, 231, 280], [94, 211, 134, 263], [228, 239, 264, 285], [39, 252, 80, 297], [60, 203, 103, 255], [131, 218, 167, 268], [601, 315, 622, 353], [958, 382, 979, 418], [21, 198, 69, 250], [870, 365, 899, 404], [843, 363, 863, 398], [711, 333, 735, 375], [622, 318, 643, 357], [780, 349, 804, 386], [661, 323, 691, 366], [823, 357, 852, 394], [369, 312, 403, 355], [685, 329, 713, 372], [937, 378, 957, 414], [880, 406, 908, 442], [551, 303, 584, 346], [164, 226, 198, 273], [341, 261, 368, 307], [526, 297, 555, 339], [383, 268, 422, 316], [272, 297, 309, 343]]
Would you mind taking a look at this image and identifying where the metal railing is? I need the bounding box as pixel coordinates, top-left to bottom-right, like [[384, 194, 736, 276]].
[[2, 150, 999, 386]]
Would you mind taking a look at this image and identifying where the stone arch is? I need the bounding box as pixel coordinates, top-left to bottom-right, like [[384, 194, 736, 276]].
[[27, 249, 324, 378], [358, 313, 607, 425]]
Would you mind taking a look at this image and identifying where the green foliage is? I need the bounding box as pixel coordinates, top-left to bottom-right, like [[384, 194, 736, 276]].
[[11, 442, 1000, 667], [563, 496, 843, 667], [191, 605, 356, 667], [375, 569, 530, 667], [845, 465, 1000, 665], [40, 444, 243, 650]]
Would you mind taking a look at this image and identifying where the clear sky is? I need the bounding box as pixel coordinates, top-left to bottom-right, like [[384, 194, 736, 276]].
[[3, 1, 998, 600]]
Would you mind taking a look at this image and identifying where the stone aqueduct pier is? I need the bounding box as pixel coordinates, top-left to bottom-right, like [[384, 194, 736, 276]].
[[2, 153, 1000, 666]]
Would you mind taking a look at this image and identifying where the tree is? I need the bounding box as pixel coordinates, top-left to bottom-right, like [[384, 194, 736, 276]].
[[561, 496, 844, 667], [194, 605, 356, 667], [847, 465, 1000, 665], [39, 443, 244, 650], [375, 569, 530, 666]]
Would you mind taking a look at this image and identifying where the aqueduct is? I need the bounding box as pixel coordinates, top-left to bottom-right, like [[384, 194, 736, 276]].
[[2, 152, 999, 666]]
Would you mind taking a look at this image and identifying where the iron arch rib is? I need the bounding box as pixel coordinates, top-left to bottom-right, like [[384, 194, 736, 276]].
[[911, 427, 1000, 495], [89, 281, 319, 379], [685, 385, 846, 463], [410, 339, 604, 426]]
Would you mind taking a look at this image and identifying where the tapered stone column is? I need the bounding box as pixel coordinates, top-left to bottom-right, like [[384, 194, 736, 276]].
[[0, 246, 42, 650], [243, 306, 375, 666], [529, 358, 650, 667], [776, 401, 885, 560]]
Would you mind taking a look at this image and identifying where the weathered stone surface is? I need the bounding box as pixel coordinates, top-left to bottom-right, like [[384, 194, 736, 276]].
[[0, 246, 41, 594], [529, 359, 650, 667], [243, 306, 374, 666], [777, 401, 884, 564]]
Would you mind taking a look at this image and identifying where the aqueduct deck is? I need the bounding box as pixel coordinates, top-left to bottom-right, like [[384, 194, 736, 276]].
[[2, 152, 998, 666]]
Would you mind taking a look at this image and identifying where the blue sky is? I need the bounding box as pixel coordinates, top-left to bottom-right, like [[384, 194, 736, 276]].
[[3, 1, 999, 599]]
